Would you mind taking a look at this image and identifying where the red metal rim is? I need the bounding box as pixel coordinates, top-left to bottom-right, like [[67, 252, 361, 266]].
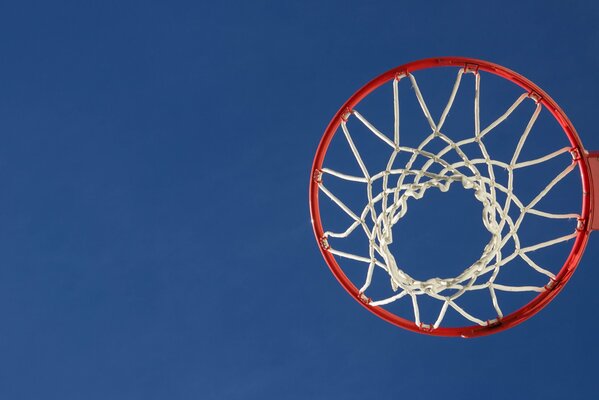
[[309, 57, 592, 337]]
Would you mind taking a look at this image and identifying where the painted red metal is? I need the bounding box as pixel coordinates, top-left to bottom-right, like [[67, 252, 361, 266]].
[[309, 57, 598, 338], [588, 152, 599, 231]]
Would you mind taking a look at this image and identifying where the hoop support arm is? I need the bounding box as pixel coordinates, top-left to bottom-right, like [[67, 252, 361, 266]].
[[587, 151, 599, 231]]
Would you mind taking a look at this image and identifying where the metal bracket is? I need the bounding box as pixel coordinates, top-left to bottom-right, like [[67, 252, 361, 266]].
[[587, 151, 599, 231]]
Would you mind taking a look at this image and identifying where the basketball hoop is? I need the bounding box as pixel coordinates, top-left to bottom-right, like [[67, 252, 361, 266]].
[[310, 57, 599, 337]]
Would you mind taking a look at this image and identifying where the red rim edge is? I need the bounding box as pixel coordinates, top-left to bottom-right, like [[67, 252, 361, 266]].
[[309, 57, 597, 338]]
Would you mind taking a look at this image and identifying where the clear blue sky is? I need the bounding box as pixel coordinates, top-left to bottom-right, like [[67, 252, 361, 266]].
[[0, 1, 598, 399]]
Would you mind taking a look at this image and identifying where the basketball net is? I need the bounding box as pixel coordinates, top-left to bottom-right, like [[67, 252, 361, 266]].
[[316, 69, 579, 329]]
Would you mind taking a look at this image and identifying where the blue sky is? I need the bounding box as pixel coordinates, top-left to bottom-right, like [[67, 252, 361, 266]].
[[0, 1, 598, 399]]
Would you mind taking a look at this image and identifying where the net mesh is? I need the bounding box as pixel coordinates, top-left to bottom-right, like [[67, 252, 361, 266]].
[[317, 68, 580, 329]]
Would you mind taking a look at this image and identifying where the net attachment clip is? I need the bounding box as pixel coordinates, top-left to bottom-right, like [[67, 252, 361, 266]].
[[358, 292, 371, 305], [464, 63, 479, 74], [576, 217, 586, 232], [544, 278, 558, 291], [320, 236, 330, 250], [418, 323, 434, 332], [394, 71, 408, 81], [341, 107, 353, 122], [569, 147, 581, 162], [528, 91, 542, 104], [313, 169, 323, 183]]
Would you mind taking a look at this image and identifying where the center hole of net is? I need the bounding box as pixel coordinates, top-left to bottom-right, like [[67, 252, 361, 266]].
[[388, 183, 491, 282]]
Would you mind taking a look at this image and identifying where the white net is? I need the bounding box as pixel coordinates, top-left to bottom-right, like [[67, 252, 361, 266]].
[[317, 68, 581, 329]]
